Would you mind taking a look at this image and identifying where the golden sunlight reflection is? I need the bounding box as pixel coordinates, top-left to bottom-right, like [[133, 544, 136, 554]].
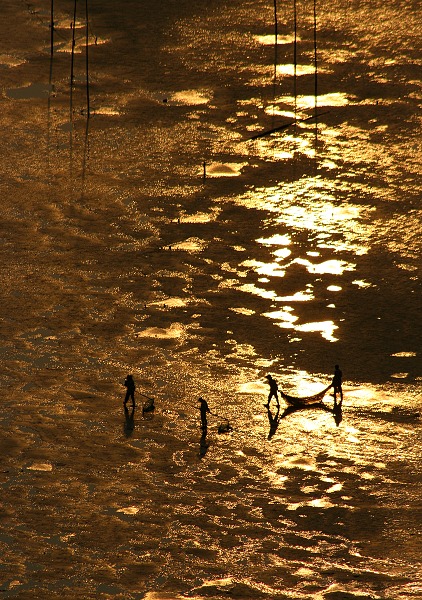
[[295, 320, 338, 342], [229, 307, 256, 316], [170, 89, 211, 105], [143, 593, 185, 600], [56, 35, 99, 54], [278, 290, 314, 302], [276, 64, 322, 77], [352, 279, 373, 289], [226, 342, 257, 359], [94, 106, 120, 116], [235, 186, 372, 256], [171, 238, 207, 252], [241, 259, 285, 277], [256, 234, 291, 246], [320, 159, 338, 170], [326, 483, 343, 493], [27, 463, 53, 472], [149, 298, 188, 308], [282, 92, 350, 110], [0, 54, 26, 67], [261, 107, 297, 120], [54, 17, 85, 29], [279, 203, 363, 233], [291, 257, 355, 275], [178, 210, 220, 223], [308, 498, 336, 509], [237, 380, 272, 395], [277, 371, 330, 394], [136, 323, 186, 339], [205, 162, 246, 177], [294, 568, 315, 579], [117, 506, 140, 515], [273, 149, 295, 160], [254, 34, 298, 45], [279, 456, 316, 471], [267, 472, 289, 487], [273, 247, 292, 259], [237, 283, 278, 300], [268, 316, 338, 341], [262, 309, 298, 324], [235, 280, 315, 304]]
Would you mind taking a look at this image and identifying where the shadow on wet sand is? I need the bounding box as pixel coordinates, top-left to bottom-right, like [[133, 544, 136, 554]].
[[266, 400, 343, 438]]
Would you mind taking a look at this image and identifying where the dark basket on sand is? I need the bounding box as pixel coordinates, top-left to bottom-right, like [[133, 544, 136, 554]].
[[142, 398, 155, 414], [217, 419, 233, 433]]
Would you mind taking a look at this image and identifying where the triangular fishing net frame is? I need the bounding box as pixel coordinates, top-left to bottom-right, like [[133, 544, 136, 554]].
[[279, 384, 332, 406]]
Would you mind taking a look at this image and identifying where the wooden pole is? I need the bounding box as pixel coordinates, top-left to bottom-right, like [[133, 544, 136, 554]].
[[70, 0, 77, 120], [85, 0, 90, 118], [47, 0, 54, 182], [69, 0, 77, 180], [293, 0, 297, 123], [273, 0, 278, 115], [313, 0, 318, 156], [50, 0, 54, 58]]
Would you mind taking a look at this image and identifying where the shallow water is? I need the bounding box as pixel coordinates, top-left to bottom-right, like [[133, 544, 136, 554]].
[[0, 0, 421, 598]]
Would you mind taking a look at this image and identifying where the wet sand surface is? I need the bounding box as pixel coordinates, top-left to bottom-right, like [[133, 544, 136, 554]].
[[0, 0, 421, 598]]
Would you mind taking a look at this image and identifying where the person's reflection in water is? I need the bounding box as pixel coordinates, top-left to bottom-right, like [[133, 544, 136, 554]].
[[124, 405, 135, 438], [267, 404, 280, 440], [333, 398, 343, 427], [199, 426, 209, 457]]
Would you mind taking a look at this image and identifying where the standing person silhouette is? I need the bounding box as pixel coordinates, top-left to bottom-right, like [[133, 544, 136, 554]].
[[198, 397, 211, 429], [123, 374, 136, 408], [265, 374, 280, 408], [332, 365, 343, 404]]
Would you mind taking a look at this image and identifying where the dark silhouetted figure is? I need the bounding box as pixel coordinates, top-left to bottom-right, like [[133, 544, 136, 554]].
[[124, 405, 135, 437], [265, 374, 280, 408], [332, 365, 343, 405], [123, 374, 136, 407], [198, 397, 211, 429]]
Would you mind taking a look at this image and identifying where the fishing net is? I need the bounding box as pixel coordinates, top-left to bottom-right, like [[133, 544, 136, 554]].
[[279, 384, 332, 406]]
